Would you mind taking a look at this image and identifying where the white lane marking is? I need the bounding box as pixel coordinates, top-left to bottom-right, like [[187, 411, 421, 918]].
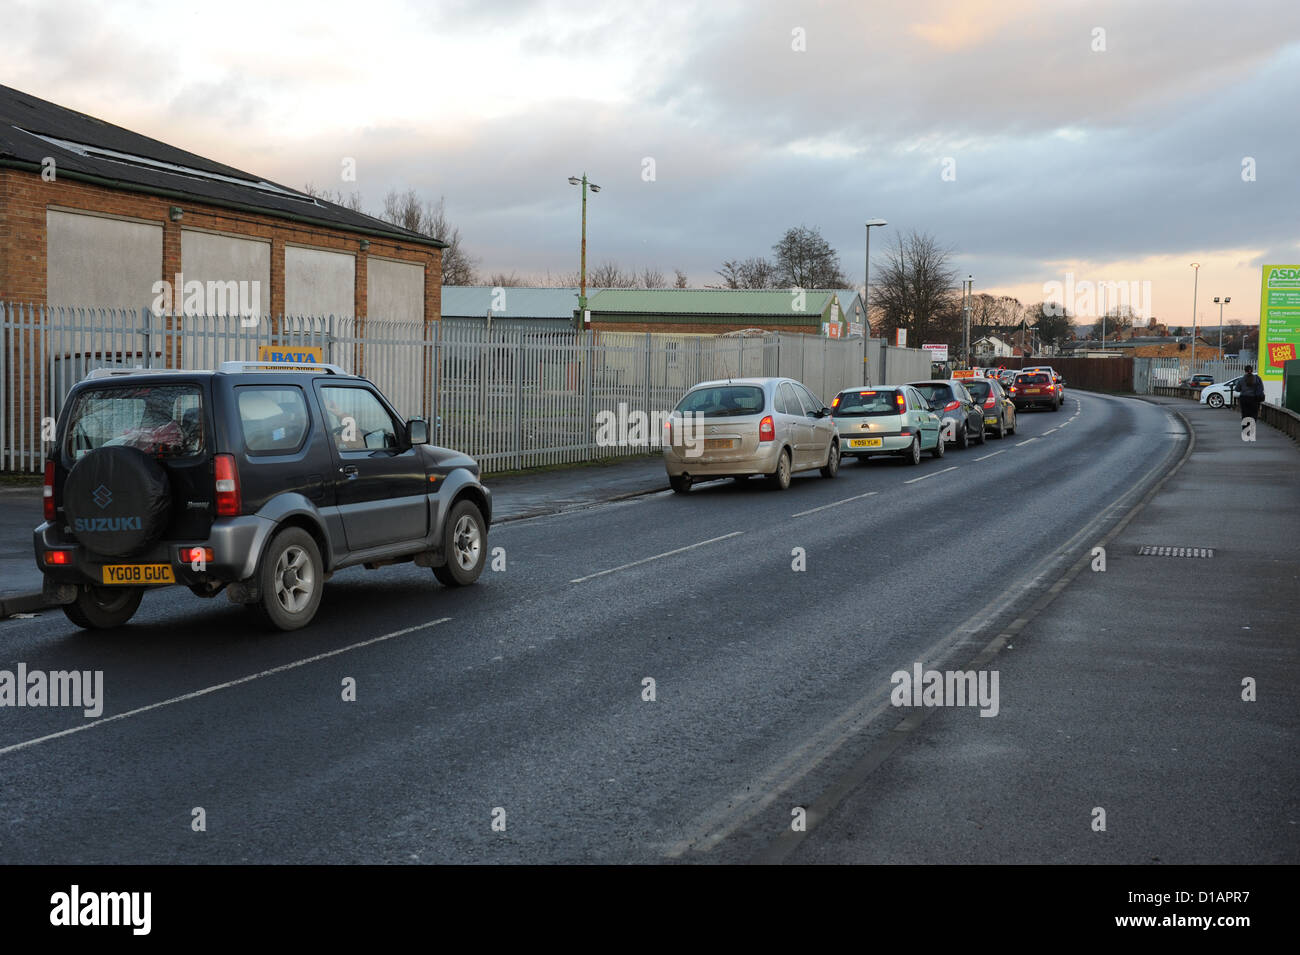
[[1015, 438, 1038, 446], [792, 491, 878, 518], [0, 618, 453, 758], [570, 532, 743, 583], [974, 450, 1005, 461], [1044, 428, 1058, 434], [903, 466, 957, 485]]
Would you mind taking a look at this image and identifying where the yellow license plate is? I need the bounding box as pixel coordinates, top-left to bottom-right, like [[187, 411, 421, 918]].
[[101, 563, 175, 585], [704, 438, 736, 449], [848, 438, 882, 448]]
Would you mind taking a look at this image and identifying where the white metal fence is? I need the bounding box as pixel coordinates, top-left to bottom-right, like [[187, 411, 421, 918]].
[[1136, 356, 1250, 391], [0, 304, 909, 474]]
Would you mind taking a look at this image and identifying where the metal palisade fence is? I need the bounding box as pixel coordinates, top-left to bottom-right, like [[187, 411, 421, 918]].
[[1, 304, 877, 474]]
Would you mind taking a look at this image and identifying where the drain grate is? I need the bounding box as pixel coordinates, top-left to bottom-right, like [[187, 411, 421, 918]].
[[1137, 545, 1214, 558]]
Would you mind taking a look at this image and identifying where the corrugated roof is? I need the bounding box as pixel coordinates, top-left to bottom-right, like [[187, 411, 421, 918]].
[[0, 84, 442, 247], [586, 288, 837, 316], [441, 286, 583, 319]]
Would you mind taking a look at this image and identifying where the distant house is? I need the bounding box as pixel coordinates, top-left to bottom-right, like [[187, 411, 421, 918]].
[[972, 335, 1013, 359], [1063, 336, 1221, 359], [0, 83, 443, 324], [834, 289, 868, 335]]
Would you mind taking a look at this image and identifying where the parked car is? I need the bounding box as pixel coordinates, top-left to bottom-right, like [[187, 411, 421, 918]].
[[1180, 374, 1215, 389], [663, 377, 838, 493], [36, 361, 491, 631], [907, 379, 986, 448], [1009, 371, 1062, 412], [1200, 376, 1242, 409], [830, 385, 944, 464], [962, 377, 1017, 439]]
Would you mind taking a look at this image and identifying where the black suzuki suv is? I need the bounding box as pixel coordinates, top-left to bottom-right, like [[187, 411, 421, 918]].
[[36, 361, 491, 631]]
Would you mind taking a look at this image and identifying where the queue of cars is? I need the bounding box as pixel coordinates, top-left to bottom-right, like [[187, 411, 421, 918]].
[[661, 369, 1056, 489]]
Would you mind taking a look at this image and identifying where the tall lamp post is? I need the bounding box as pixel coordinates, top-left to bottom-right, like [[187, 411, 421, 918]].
[[863, 218, 887, 383], [568, 174, 600, 330], [962, 274, 974, 366], [1213, 295, 1231, 357], [1189, 262, 1200, 371]]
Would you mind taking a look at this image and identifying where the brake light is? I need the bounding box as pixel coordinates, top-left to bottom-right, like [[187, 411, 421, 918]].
[[895, 393, 906, 410], [43, 459, 55, 521], [180, 547, 215, 564], [983, 395, 997, 409], [1009, 386, 1017, 394], [943, 400, 960, 412], [214, 454, 241, 516], [663, 418, 673, 446], [44, 549, 71, 565], [759, 415, 775, 442]]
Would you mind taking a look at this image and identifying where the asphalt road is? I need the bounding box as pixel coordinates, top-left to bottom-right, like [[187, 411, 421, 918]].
[[0, 392, 1188, 863]]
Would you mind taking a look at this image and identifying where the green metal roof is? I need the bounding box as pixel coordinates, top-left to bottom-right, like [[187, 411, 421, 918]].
[[586, 288, 837, 317]]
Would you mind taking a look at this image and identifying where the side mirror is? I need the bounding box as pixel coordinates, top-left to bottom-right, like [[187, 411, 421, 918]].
[[408, 418, 429, 445]]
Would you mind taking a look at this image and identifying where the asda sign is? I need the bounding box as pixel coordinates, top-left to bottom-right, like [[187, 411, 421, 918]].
[[1258, 265, 1300, 380]]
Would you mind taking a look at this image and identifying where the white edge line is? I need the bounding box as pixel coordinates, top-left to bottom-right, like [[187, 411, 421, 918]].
[[973, 449, 1006, 461], [1043, 428, 1058, 434], [570, 531, 743, 583], [1015, 438, 1038, 446], [0, 617, 453, 758], [792, 491, 879, 518], [902, 465, 958, 485]]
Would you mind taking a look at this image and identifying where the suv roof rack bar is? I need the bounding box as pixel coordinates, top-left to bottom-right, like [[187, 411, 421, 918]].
[[217, 361, 349, 375], [83, 367, 193, 380]]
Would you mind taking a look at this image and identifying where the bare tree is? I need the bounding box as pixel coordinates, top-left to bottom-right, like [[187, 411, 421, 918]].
[[378, 190, 477, 286], [485, 271, 528, 287], [588, 260, 637, 288], [716, 257, 778, 289], [870, 229, 959, 345], [771, 225, 849, 289], [640, 267, 668, 289], [674, 268, 689, 289]]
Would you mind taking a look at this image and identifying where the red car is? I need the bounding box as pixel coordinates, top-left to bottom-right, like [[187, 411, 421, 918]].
[[1009, 371, 1062, 412]]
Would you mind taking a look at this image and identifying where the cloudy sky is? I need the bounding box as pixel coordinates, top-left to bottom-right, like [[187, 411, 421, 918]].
[[6, 0, 1299, 325]]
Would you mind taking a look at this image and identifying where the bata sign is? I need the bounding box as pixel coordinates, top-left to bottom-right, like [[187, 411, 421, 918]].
[[922, 343, 949, 361]]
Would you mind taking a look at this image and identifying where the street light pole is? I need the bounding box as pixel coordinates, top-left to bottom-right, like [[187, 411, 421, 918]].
[[1213, 295, 1231, 356], [963, 275, 973, 366], [568, 174, 601, 330], [864, 219, 886, 384], [1190, 262, 1200, 371], [1101, 285, 1107, 351]]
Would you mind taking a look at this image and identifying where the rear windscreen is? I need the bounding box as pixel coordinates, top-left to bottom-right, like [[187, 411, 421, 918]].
[[832, 390, 902, 416], [675, 385, 765, 417], [64, 384, 204, 461], [910, 383, 951, 403], [1016, 374, 1049, 384], [965, 381, 991, 400]]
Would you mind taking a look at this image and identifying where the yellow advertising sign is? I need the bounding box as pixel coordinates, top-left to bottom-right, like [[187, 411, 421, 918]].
[[256, 345, 324, 364]]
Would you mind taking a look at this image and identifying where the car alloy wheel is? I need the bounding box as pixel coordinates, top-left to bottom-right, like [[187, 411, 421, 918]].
[[434, 500, 488, 587], [274, 543, 315, 615], [930, 432, 945, 459], [257, 527, 324, 631], [768, 449, 792, 490], [906, 436, 921, 465], [1207, 392, 1224, 409]]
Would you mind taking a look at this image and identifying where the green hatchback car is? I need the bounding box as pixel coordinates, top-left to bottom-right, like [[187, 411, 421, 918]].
[[830, 385, 945, 465]]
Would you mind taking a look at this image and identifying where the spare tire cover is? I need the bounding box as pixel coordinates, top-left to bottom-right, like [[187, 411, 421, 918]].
[[63, 447, 172, 557]]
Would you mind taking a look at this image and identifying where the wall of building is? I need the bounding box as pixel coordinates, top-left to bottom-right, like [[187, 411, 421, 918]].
[[367, 257, 424, 324], [284, 245, 355, 317], [179, 228, 271, 316]]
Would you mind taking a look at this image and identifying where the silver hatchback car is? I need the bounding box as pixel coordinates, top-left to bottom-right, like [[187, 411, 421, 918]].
[[663, 377, 839, 493]]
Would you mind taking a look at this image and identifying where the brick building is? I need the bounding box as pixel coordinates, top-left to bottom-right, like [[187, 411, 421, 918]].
[[0, 84, 444, 324]]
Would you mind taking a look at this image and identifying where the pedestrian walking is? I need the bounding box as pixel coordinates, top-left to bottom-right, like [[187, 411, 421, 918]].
[[1238, 365, 1266, 421]]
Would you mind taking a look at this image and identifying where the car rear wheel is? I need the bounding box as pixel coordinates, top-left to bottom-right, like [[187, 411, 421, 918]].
[[256, 527, 324, 631], [767, 449, 792, 490], [956, 422, 969, 449], [905, 436, 922, 465], [63, 584, 143, 630], [930, 432, 945, 459], [1207, 392, 1224, 409], [974, 419, 987, 444], [670, 474, 693, 494], [433, 500, 487, 587], [995, 417, 1006, 439], [820, 442, 840, 478]]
